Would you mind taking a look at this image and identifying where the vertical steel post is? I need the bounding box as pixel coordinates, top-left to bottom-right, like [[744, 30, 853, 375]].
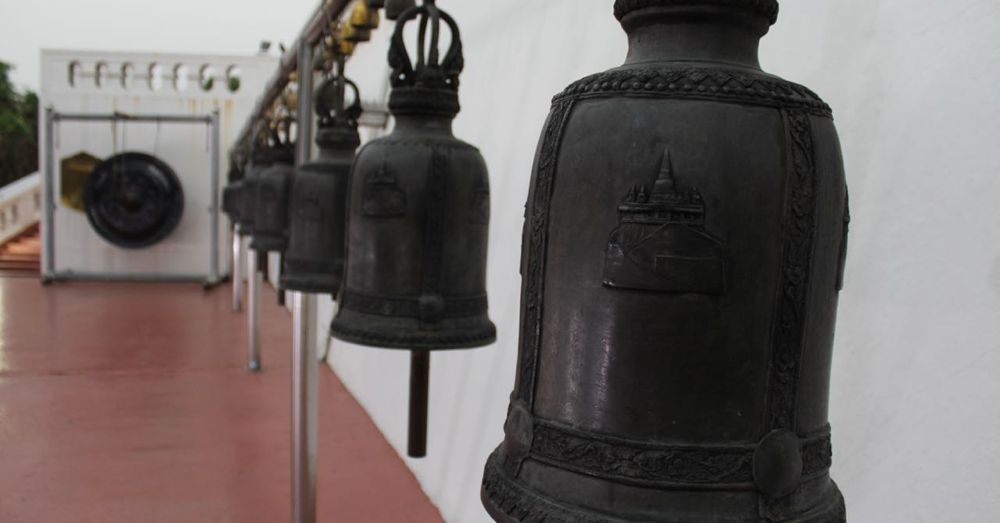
[[42, 108, 56, 281], [208, 111, 221, 285], [292, 36, 317, 523], [291, 292, 317, 523], [232, 229, 244, 312], [247, 250, 262, 372]]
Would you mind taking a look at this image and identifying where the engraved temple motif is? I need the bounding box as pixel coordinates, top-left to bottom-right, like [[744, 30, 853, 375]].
[[603, 147, 727, 295]]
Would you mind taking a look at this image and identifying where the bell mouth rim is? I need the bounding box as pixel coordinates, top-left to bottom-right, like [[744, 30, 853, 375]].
[[278, 275, 340, 296], [482, 451, 846, 522], [315, 126, 361, 151], [329, 311, 496, 350], [248, 237, 287, 252]]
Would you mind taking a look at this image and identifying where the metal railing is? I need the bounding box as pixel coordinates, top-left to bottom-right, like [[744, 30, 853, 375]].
[[0, 172, 41, 245]]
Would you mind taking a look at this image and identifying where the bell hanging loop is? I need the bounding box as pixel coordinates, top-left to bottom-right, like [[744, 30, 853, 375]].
[[388, 0, 463, 90], [315, 64, 363, 128]]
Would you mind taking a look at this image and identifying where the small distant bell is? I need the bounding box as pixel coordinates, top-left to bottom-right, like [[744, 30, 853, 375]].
[[281, 72, 362, 295], [249, 118, 295, 254]]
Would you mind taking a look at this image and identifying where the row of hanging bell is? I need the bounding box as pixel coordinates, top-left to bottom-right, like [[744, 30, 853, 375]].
[[280, 61, 362, 296], [248, 118, 296, 305], [330, 0, 496, 458], [249, 118, 295, 253], [480, 1, 849, 522], [225, 126, 281, 241]]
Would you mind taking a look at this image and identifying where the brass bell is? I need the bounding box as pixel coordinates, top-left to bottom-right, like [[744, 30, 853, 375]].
[[481, 1, 848, 522], [330, 0, 495, 458], [339, 22, 371, 44], [281, 68, 362, 295], [349, 0, 381, 30]]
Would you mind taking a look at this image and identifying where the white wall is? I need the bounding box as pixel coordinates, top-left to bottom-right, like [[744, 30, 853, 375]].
[[320, 1, 1000, 521]]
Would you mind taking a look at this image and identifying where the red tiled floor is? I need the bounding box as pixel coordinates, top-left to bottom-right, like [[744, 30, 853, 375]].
[[0, 277, 443, 523]]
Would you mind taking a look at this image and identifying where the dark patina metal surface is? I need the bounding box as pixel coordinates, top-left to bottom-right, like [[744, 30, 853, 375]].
[[249, 120, 295, 253], [330, 0, 496, 458], [482, 1, 848, 521], [280, 70, 361, 295], [236, 130, 277, 236], [83, 152, 184, 249], [221, 153, 246, 227], [331, 0, 495, 350]]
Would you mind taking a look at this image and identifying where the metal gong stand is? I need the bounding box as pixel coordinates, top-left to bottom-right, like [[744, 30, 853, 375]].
[[42, 109, 224, 286]]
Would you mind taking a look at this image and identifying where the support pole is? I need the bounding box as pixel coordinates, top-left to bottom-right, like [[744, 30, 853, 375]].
[[42, 107, 56, 281], [232, 229, 244, 312], [408, 350, 431, 458], [291, 292, 317, 523], [291, 36, 317, 523], [247, 250, 262, 372], [208, 110, 221, 286]]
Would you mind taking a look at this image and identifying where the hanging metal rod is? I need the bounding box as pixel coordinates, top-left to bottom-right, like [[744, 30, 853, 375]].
[[231, 0, 353, 159]]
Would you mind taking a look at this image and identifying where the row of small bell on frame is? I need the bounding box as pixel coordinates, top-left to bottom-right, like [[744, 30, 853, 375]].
[[222, 0, 495, 459]]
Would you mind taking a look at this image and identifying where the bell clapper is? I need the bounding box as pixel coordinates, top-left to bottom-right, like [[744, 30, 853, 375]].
[[407, 350, 431, 458]]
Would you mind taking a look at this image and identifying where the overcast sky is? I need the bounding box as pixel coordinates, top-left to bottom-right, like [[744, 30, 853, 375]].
[[0, 0, 320, 91]]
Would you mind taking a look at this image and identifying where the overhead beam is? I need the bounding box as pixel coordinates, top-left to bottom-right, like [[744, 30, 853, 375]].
[[231, 0, 353, 159]]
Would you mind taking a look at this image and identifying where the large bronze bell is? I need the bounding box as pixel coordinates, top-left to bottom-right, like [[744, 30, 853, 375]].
[[331, 0, 496, 457], [280, 68, 362, 295], [237, 130, 276, 236], [482, 1, 849, 522], [249, 120, 295, 253]]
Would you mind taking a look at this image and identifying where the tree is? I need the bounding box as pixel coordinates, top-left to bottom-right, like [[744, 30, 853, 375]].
[[0, 61, 38, 187]]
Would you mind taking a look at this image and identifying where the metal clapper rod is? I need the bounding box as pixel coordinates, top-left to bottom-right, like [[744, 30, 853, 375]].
[[408, 350, 430, 458]]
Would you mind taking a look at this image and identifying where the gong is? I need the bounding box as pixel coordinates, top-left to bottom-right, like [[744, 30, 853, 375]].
[[84, 152, 185, 249]]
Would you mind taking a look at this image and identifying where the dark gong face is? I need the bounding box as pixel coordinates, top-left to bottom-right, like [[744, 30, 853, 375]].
[[84, 152, 185, 249]]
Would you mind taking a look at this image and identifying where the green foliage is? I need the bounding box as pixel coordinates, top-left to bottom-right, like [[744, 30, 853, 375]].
[[0, 61, 39, 187]]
